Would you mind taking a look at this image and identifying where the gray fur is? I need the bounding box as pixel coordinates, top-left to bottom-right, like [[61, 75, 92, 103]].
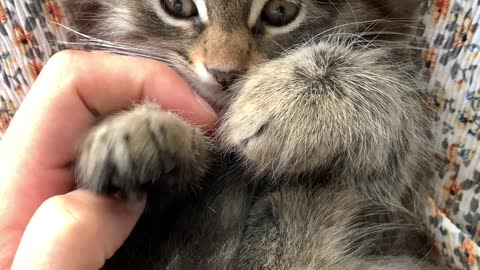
[[60, 0, 445, 269], [75, 104, 209, 196]]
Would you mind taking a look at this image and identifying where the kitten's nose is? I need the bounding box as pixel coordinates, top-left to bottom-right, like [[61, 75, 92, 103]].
[[207, 68, 237, 88]]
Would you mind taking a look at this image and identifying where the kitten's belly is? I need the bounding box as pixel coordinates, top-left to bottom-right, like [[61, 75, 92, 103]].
[[103, 177, 365, 270], [103, 172, 427, 270]]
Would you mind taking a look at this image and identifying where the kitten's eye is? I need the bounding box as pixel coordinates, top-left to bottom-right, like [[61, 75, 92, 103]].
[[261, 0, 300, 27], [162, 0, 198, 18]]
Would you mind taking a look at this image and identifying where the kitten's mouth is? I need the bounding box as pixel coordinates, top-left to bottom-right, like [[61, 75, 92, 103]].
[[184, 83, 229, 119], [174, 64, 234, 112], [188, 79, 233, 113]]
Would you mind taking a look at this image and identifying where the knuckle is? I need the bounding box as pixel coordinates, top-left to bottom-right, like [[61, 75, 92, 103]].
[[40, 50, 90, 94], [46, 50, 84, 70], [38, 195, 83, 226]]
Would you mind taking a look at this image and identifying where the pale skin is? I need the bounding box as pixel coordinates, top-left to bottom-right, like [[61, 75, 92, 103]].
[[0, 50, 218, 270]]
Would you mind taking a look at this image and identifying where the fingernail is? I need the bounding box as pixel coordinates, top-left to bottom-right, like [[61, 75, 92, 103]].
[[192, 91, 218, 120]]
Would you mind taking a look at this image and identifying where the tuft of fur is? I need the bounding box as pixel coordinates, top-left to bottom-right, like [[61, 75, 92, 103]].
[[59, 0, 445, 269]]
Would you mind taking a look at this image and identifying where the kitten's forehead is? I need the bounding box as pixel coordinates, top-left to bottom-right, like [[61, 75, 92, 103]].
[[202, 0, 251, 25]]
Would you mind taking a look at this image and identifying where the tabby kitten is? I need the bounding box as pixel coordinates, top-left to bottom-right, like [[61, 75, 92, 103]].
[[60, 0, 443, 269]]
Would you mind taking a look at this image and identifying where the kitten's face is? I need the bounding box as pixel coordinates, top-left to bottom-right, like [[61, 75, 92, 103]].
[[62, 0, 419, 106]]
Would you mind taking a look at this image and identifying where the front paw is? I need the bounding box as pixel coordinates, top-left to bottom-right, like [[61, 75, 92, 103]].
[[75, 104, 209, 197], [220, 42, 420, 176]]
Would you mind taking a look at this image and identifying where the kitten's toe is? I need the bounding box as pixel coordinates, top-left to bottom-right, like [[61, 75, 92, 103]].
[[75, 104, 209, 198]]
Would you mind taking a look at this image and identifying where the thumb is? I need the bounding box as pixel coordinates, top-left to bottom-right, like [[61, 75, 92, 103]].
[[10, 190, 145, 270]]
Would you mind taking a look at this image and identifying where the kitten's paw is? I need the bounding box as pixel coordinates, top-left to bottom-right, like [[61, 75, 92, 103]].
[[221, 42, 425, 175], [75, 104, 209, 197]]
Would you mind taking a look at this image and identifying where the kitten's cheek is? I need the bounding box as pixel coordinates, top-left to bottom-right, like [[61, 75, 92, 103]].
[[10, 190, 145, 270]]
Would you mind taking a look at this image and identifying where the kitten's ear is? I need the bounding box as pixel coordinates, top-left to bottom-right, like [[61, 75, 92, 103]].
[[58, 0, 103, 33]]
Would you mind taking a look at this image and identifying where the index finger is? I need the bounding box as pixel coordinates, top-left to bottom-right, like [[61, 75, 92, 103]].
[[2, 49, 217, 177], [0, 50, 217, 268], [10, 50, 216, 165]]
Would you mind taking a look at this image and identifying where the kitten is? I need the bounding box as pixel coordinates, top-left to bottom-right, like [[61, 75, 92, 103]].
[[59, 0, 444, 269]]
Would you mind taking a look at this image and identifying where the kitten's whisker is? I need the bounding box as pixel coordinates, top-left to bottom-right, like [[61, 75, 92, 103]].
[[270, 39, 288, 54], [360, 31, 422, 40], [72, 41, 178, 64], [329, 0, 349, 29], [305, 18, 430, 46], [55, 23, 193, 70], [344, 0, 359, 33], [303, 19, 383, 45], [272, 18, 428, 56], [359, 17, 387, 47]]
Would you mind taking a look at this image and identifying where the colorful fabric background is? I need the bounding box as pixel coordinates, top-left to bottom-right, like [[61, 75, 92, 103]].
[[418, 0, 480, 269], [0, 0, 66, 137], [0, 0, 479, 269]]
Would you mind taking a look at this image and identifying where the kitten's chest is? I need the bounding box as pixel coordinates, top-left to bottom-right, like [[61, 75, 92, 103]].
[[104, 168, 351, 270], [152, 173, 282, 269]]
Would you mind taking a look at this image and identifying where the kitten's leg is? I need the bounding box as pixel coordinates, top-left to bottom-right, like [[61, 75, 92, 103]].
[[75, 104, 209, 198]]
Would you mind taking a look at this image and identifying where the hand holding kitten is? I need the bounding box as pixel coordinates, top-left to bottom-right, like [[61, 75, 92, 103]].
[[0, 50, 217, 270]]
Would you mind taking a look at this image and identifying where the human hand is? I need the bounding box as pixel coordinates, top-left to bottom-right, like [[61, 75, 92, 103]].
[[0, 50, 218, 270]]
